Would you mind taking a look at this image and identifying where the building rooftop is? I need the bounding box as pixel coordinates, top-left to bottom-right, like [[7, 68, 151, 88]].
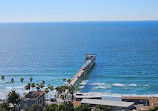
[[122, 96, 158, 106], [81, 99, 134, 108], [122, 96, 158, 110], [75, 92, 102, 99]]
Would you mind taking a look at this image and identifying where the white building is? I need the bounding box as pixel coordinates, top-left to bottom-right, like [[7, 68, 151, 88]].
[[81, 99, 134, 111], [74, 92, 102, 101]]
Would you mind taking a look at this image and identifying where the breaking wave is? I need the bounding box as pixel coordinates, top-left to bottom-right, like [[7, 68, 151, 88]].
[[143, 85, 149, 87], [93, 85, 112, 89], [112, 83, 137, 87], [92, 82, 111, 89], [92, 82, 106, 86], [129, 84, 137, 86], [79, 80, 88, 85], [78, 86, 85, 89], [92, 82, 138, 89], [112, 83, 125, 87]]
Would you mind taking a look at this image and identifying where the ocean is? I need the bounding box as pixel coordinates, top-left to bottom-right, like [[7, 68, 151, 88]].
[[0, 21, 158, 99]]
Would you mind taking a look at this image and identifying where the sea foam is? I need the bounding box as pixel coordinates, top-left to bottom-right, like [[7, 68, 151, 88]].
[[112, 83, 137, 87], [92, 82, 111, 89]]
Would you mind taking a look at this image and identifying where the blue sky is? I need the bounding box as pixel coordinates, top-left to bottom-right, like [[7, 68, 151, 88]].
[[0, 0, 158, 22]]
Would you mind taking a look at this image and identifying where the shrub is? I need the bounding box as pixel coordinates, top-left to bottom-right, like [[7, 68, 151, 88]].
[[75, 104, 91, 111]]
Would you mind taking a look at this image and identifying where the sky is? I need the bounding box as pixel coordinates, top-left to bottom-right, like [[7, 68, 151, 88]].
[[0, 0, 158, 22]]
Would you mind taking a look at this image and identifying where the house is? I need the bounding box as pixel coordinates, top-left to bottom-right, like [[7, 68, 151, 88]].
[[20, 91, 45, 110], [81, 99, 134, 111], [121, 96, 158, 110]]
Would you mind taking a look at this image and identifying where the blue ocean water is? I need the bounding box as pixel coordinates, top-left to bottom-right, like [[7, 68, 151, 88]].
[[0, 21, 158, 98]]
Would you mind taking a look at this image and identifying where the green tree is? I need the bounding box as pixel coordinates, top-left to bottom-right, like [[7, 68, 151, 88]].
[[68, 86, 74, 102], [75, 104, 91, 111], [31, 83, 35, 91], [95, 104, 114, 111], [47, 84, 51, 88], [57, 101, 74, 111], [45, 88, 49, 105], [20, 78, 24, 94], [39, 83, 44, 91], [45, 88, 49, 94], [1, 75, 6, 99], [63, 78, 67, 86], [43, 107, 48, 111], [23, 107, 29, 111], [47, 84, 52, 96], [25, 83, 31, 92], [36, 83, 40, 92], [67, 79, 71, 83], [55, 85, 67, 99], [29, 104, 43, 111], [7, 90, 20, 111], [63, 78, 66, 82], [0, 108, 6, 111], [11, 78, 14, 90], [0, 102, 10, 111], [42, 80, 45, 85], [48, 104, 58, 111], [30, 77, 33, 83], [148, 106, 158, 111], [48, 84, 54, 91]]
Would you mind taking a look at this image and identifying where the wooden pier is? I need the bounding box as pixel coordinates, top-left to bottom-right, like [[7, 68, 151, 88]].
[[68, 54, 97, 87], [56, 54, 96, 101]]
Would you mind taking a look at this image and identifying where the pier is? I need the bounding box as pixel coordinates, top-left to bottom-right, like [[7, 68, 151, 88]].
[[56, 54, 96, 101], [68, 54, 97, 87]]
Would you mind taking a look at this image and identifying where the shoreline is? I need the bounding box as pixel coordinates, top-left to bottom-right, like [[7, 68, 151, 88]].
[[1, 91, 158, 101]]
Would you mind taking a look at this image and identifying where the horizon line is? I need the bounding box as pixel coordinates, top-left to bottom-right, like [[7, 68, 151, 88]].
[[0, 20, 158, 23]]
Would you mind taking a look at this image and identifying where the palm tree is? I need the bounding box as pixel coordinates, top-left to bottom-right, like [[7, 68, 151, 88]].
[[31, 83, 35, 91], [7, 90, 20, 111], [0, 101, 10, 111], [44, 88, 49, 106], [11, 78, 14, 90], [67, 79, 71, 84], [47, 84, 54, 96], [1, 75, 6, 99], [30, 77, 33, 83], [28, 83, 31, 91], [25, 85, 28, 92], [63, 78, 66, 82], [68, 86, 74, 102], [42, 80, 45, 85], [55, 86, 60, 97], [39, 83, 44, 91], [47, 84, 51, 88], [47, 84, 54, 90], [49, 85, 54, 91], [55, 85, 67, 99], [25, 83, 31, 92], [20, 78, 24, 94], [63, 78, 66, 85], [36, 83, 40, 92]]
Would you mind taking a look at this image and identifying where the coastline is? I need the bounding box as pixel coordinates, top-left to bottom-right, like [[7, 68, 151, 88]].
[[1, 90, 158, 101]]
